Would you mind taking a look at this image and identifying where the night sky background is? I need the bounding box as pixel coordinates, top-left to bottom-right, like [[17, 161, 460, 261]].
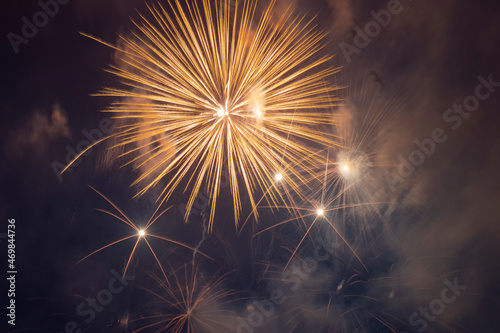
[[2, 0, 500, 332]]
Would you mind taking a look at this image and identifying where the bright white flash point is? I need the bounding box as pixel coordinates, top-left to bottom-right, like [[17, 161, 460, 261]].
[[337, 279, 344, 291], [138, 230, 145, 237], [217, 108, 225, 117], [317, 209, 324, 216], [255, 108, 262, 116], [275, 173, 283, 181], [342, 165, 350, 172]]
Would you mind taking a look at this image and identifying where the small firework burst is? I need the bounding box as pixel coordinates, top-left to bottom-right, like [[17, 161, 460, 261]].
[[77, 186, 212, 279], [134, 263, 239, 332]]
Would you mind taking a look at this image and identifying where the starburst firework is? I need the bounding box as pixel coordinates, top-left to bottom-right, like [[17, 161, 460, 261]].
[[77, 186, 212, 279], [63, 0, 341, 229]]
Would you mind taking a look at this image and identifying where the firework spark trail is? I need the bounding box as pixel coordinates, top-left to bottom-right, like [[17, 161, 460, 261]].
[[76, 186, 213, 280], [62, 0, 341, 229]]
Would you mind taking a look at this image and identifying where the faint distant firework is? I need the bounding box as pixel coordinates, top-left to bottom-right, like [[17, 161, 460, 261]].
[[255, 234, 403, 333], [133, 263, 239, 332]]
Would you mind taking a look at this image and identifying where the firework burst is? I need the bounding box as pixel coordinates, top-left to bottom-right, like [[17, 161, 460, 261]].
[[134, 263, 238, 333], [62, 0, 342, 229], [77, 186, 212, 279], [251, 75, 405, 271], [321, 75, 402, 203]]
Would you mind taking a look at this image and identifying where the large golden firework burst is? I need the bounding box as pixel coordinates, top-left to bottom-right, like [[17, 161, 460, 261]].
[[65, 0, 341, 229]]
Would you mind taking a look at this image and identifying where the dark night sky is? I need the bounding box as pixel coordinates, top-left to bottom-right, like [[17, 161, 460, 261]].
[[2, 0, 500, 332]]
